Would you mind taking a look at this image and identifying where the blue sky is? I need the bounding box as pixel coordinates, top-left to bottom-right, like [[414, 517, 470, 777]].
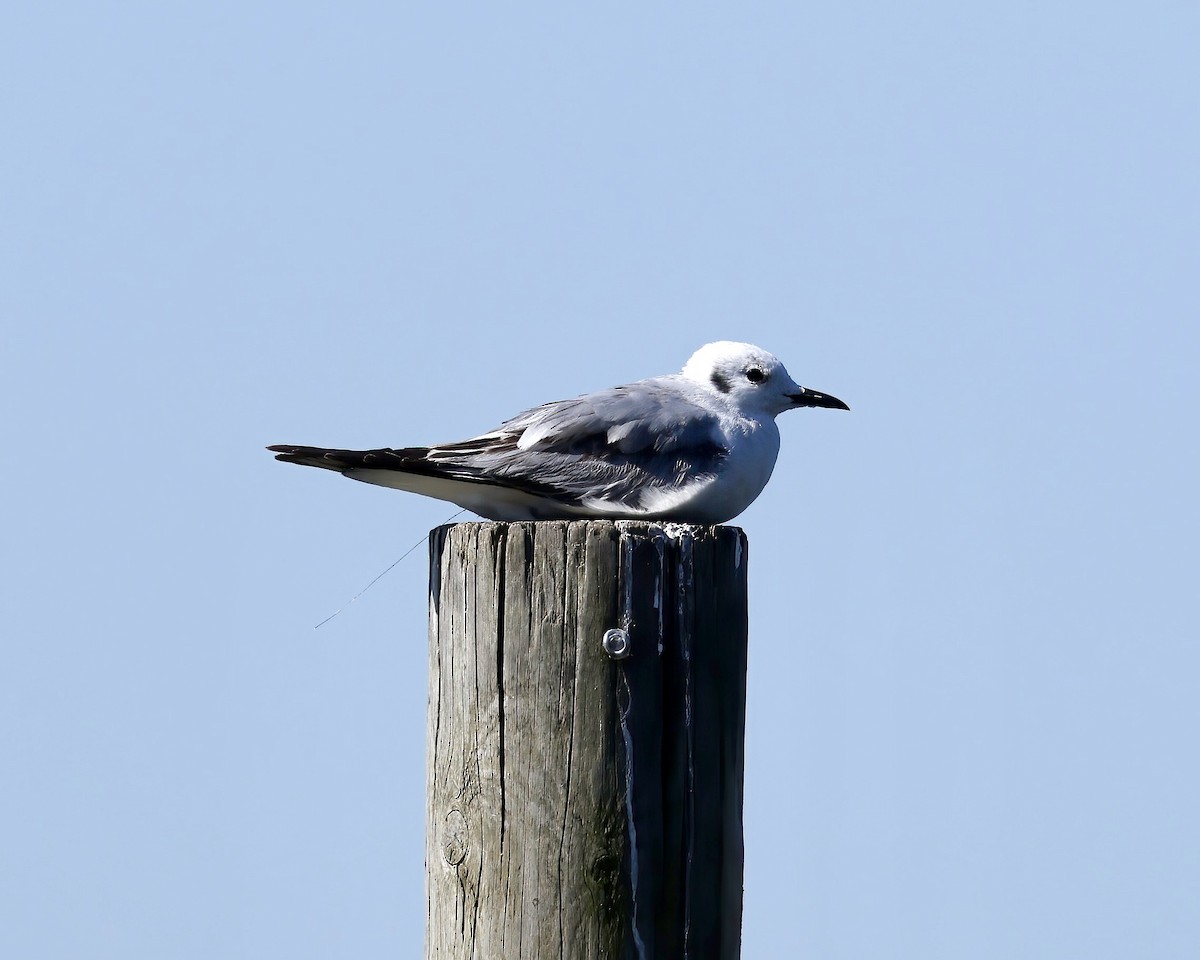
[[2, 3, 1197, 957]]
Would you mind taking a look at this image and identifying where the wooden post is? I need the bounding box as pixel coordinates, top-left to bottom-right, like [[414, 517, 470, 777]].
[[426, 520, 749, 959]]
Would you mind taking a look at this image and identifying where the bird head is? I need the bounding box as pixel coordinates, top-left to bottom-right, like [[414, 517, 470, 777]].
[[682, 341, 849, 417]]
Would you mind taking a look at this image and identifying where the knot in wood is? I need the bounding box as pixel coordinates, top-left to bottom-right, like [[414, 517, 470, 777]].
[[441, 808, 469, 866]]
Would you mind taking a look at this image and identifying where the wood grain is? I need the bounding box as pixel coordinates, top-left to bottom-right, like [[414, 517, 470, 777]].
[[427, 521, 748, 959]]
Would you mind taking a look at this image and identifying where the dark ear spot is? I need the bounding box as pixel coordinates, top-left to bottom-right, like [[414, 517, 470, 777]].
[[710, 371, 732, 394]]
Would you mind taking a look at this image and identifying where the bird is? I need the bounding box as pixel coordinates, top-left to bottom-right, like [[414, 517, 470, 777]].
[[268, 341, 848, 523]]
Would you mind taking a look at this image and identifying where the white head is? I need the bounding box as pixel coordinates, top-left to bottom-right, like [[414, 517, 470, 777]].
[[681, 341, 849, 417]]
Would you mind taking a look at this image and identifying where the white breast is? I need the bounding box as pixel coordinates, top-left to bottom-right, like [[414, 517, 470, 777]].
[[657, 416, 781, 523]]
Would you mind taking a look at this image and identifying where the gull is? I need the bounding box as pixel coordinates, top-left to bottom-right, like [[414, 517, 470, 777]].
[[268, 341, 848, 523]]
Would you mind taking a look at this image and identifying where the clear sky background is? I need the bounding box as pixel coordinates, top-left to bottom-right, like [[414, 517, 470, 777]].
[[3, 3, 1197, 958]]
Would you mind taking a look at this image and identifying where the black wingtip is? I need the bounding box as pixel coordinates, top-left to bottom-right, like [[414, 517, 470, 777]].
[[267, 444, 341, 467], [267, 443, 301, 461]]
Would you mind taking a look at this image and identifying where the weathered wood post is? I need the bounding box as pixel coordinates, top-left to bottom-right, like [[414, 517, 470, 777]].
[[426, 520, 749, 959]]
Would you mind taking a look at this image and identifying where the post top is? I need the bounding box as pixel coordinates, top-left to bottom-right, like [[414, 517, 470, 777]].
[[430, 519, 746, 541]]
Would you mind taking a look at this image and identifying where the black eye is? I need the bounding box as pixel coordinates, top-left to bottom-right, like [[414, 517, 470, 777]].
[[745, 367, 766, 384]]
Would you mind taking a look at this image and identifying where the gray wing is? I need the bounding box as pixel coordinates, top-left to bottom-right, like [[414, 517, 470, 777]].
[[269, 377, 730, 512], [423, 377, 730, 510]]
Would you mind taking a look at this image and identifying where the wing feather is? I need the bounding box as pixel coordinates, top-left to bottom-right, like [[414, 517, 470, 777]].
[[425, 378, 729, 509], [271, 377, 731, 513]]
